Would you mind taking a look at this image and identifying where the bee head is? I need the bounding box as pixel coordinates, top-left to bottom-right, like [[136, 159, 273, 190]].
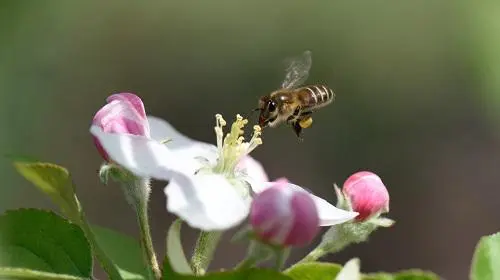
[[257, 96, 279, 128]]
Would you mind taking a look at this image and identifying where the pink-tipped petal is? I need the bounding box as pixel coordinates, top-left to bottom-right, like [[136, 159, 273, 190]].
[[93, 99, 146, 135], [250, 181, 320, 247], [257, 181, 358, 226], [107, 92, 147, 119], [283, 182, 358, 226], [284, 191, 320, 245], [92, 93, 151, 160], [90, 125, 200, 179]]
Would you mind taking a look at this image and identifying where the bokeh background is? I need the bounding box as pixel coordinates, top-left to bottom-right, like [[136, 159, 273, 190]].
[[2, 1, 500, 279]]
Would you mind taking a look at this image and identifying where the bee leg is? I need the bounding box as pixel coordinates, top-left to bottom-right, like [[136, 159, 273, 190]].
[[292, 106, 302, 119], [292, 121, 304, 141], [287, 106, 303, 124]]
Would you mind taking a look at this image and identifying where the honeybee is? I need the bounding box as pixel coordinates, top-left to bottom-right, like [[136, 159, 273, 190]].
[[255, 50, 335, 139]]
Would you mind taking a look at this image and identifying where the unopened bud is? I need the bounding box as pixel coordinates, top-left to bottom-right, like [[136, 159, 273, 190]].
[[250, 178, 319, 247], [342, 171, 389, 222]]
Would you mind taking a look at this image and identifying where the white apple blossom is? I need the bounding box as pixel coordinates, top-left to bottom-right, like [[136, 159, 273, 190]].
[[91, 112, 358, 231]]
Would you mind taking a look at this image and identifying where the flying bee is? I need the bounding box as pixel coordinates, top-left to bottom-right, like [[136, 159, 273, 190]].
[[255, 50, 335, 139]]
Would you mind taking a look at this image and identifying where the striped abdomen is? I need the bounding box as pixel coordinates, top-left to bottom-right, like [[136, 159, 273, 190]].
[[297, 85, 335, 110]]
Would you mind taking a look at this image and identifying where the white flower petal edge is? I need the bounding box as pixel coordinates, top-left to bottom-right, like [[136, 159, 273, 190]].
[[310, 191, 358, 226], [90, 125, 201, 179], [236, 156, 269, 188], [260, 182, 358, 226], [147, 115, 219, 165], [165, 173, 251, 231]]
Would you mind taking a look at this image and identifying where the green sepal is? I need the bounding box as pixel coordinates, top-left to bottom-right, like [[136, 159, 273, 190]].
[[470, 232, 500, 280], [99, 163, 137, 186], [166, 219, 193, 275]]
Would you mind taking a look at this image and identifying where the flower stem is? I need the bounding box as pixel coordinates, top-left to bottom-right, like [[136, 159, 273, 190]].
[[274, 247, 291, 271], [137, 202, 162, 280], [119, 177, 161, 280], [235, 256, 259, 270], [295, 246, 329, 264], [234, 241, 272, 270], [190, 231, 222, 275], [294, 226, 351, 265]]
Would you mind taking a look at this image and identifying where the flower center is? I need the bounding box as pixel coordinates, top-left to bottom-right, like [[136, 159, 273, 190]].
[[212, 114, 262, 177]]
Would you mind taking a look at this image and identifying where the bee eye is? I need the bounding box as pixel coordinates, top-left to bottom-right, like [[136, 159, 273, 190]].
[[268, 101, 277, 112]]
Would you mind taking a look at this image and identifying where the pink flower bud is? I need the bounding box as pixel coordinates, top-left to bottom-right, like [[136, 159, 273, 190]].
[[250, 178, 319, 247], [92, 93, 150, 161], [342, 171, 390, 222]]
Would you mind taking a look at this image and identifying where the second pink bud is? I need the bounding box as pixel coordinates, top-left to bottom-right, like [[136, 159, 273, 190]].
[[342, 171, 390, 222], [250, 179, 319, 247]]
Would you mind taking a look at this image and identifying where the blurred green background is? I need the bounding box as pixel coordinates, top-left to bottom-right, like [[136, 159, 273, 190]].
[[2, 1, 500, 279]]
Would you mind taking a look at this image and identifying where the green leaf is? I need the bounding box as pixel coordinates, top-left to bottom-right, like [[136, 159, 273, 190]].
[[391, 270, 440, 280], [163, 257, 292, 280], [471, 232, 500, 280], [13, 161, 79, 219], [286, 262, 438, 280], [363, 273, 393, 280], [91, 225, 147, 280], [0, 267, 89, 280], [285, 262, 342, 280], [166, 219, 193, 274], [0, 209, 92, 277], [365, 269, 439, 280]]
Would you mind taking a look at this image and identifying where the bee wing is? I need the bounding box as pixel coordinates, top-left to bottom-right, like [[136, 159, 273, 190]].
[[281, 50, 312, 89]]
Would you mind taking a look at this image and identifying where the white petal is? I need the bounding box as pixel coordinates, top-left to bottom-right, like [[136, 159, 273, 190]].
[[335, 258, 361, 280], [311, 192, 358, 226], [236, 156, 269, 193], [165, 173, 251, 231], [147, 116, 218, 164], [91, 125, 201, 179], [260, 182, 358, 226]]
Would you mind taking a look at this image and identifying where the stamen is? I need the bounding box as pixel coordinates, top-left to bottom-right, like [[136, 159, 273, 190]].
[[214, 114, 226, 152], [212, 114, 263, 176], [246, 125, 263, 154]]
